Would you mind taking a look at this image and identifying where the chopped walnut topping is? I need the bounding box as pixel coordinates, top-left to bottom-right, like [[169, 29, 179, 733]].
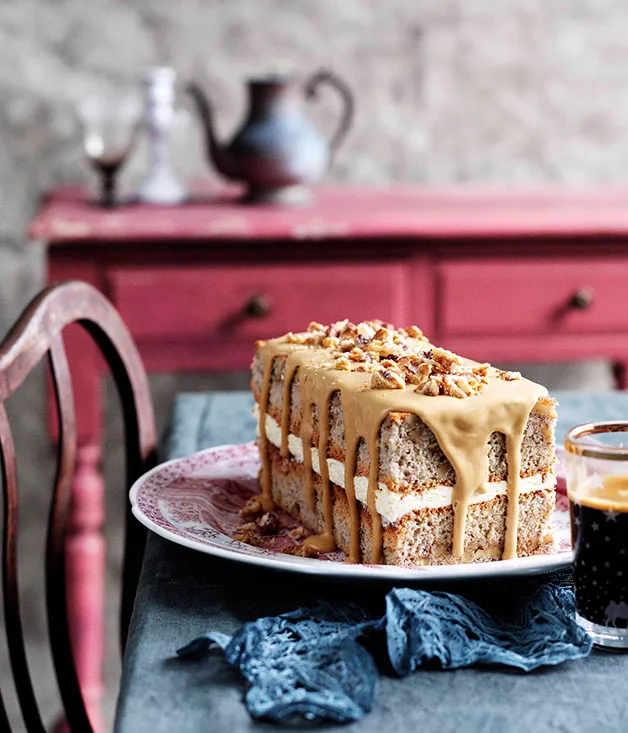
[[404, 325, 424, 339], [349, 347, 368, 362], [371, 367, 406, 390], [257, 511, 280, 535], [454, 376, 474, 396], [279, 321, 510, 398], [233, 526, 263, 546], [288, 526, 308, 541], [412, 350, 490, 398], [284, 320, 426, 360], [442, 375, 469, 399], [281, 543, 320, 558], [329, 319, 350, 337], [239, 496, 264, 521], [395, 355, 422, 377], [417, 378, 440, 396], [284, 331, 304, 344], [475, 363, 491, 378], [357, 322, 376, 341], [495, 369, 522, 381], [431, 347, 463, 371]]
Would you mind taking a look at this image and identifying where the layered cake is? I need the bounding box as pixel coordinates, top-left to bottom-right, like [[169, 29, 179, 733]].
[[250, 320, 557, 566]]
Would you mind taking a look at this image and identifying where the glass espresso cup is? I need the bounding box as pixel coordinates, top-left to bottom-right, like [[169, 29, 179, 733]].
[[565, 421, 628, 650]]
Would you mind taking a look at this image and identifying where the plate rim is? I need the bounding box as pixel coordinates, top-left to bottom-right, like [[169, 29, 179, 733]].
[[129, 442, 573, 581]]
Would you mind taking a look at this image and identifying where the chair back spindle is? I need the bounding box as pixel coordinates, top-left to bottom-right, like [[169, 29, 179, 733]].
[[0, 281, 157, 732]]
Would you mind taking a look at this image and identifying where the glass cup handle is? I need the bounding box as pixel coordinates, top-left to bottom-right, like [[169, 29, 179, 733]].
[[304, 69, 354, 159]]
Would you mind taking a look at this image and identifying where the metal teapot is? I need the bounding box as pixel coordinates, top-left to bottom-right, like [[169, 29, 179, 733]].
[[187, 70, 354, 205]]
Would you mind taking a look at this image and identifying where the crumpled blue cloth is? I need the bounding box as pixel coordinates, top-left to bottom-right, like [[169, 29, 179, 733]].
[[177, 584, 591, 724], [177, 604, 380, 723], [386, 585, 590, 674]]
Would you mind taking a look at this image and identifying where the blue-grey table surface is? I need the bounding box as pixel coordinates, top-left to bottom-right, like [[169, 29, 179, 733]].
[[115, 391, 628, 733]]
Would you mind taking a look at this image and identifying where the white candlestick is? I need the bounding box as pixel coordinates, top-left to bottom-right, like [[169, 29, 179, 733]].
[[136, 67, 187, 204]]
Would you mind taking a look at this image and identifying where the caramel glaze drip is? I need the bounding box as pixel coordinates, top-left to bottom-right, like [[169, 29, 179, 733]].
[[257, 342, 293, 512], [257, 338, 546, 563]]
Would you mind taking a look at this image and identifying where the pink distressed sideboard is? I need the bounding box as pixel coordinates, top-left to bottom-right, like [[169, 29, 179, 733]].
[[29, 183, 628, 727]]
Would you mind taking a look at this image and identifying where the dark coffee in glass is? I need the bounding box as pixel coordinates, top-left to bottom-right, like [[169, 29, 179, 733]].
[[566, 422, 628, 650], [570, 478, 628, 633]]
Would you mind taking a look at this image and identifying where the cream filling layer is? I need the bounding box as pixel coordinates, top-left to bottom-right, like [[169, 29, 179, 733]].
[[260, 411, 554, 525]]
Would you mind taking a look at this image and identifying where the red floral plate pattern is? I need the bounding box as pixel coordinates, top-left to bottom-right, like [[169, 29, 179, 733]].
[[129, 442, 573, 581]]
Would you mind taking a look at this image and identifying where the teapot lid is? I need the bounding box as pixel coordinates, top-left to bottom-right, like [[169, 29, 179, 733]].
[[248, 59, 297, 85], [251, 71, 293, 80], [246, 72, 299, 89]]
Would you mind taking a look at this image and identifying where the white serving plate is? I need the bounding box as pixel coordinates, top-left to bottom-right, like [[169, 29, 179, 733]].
[[130, 442, 572, 581]]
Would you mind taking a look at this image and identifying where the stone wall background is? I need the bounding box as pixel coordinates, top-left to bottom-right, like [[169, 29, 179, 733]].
[[6, 0, 628, 328], [0, 0, 624, 729]]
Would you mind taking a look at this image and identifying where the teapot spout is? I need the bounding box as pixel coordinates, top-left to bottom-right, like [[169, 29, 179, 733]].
[[186, 82, 233, 178]]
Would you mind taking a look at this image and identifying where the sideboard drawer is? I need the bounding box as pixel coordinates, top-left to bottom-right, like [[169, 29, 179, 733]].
[[438, 257, 628, 336], [108, 262, 408, 342]]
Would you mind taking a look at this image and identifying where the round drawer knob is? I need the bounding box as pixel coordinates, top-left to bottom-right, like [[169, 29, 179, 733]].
[[570, 287, 594, 310], [244, 294, 272, 318]]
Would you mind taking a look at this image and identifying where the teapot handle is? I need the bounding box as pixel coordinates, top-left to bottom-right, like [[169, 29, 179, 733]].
[[304, 69, 354, 157]]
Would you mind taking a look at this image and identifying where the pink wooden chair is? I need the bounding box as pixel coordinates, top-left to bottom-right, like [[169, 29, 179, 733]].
[[0, 281, 157, 732]]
